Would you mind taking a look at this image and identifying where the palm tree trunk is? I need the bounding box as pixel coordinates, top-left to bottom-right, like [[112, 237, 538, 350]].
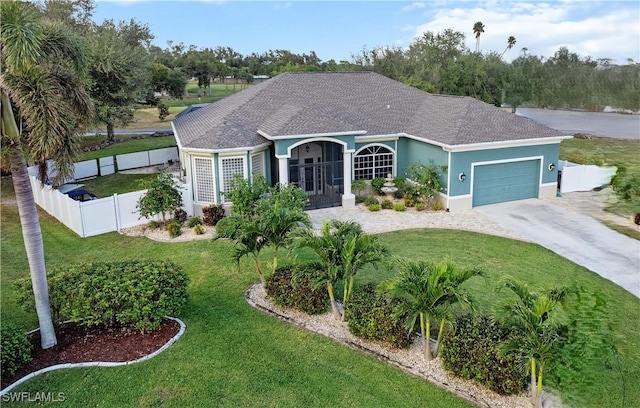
[[425, 314, 432, 361], [434, 318, 446, 357], [536, 365, 544, 408], [327, 282, 341, 320], [531, 358, 537, 406], [10, 148, 58, 349], [2, 92, 57, 349], [254, 257, 264, 285]]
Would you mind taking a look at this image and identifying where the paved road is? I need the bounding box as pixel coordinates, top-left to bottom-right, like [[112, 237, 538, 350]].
[[84, 127, 172, 136], [475, 199, 640, 297]]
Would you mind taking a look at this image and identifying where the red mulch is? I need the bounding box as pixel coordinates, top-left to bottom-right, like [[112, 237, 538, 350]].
[[1, 318, 180, 390]]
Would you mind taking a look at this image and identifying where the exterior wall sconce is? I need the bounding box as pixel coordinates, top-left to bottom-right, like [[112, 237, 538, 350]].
[[548, 163, 556, 171], [458, 172, 466, 182], [305, 145, 310, 153]]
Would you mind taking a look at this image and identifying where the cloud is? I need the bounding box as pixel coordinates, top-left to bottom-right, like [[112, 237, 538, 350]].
[[275, 2, 293, 10], [402, 2, 425, 12], [411, 1, 639, 63]]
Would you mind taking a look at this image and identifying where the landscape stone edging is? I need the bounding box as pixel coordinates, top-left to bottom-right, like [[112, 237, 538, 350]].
[[0, 316, 186, 396], [244, 283, 500, 408]]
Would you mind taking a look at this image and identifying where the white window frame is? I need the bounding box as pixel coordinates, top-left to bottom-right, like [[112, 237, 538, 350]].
[[251, 151, 266, 179], [353, 144, 395, 180], [192, 156, 216, 204], [218, 155, 248, 203]]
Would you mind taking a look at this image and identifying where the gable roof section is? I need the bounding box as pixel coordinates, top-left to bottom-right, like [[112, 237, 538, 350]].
[[172, 72, 564, 150]]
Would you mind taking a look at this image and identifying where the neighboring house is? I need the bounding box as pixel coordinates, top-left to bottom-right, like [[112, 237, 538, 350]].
[[253, 75, 271, 84], [172, 72, 570, 215]]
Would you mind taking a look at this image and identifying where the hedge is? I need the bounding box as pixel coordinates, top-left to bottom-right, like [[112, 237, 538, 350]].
[[1, 321, 32, 378], [265, 264, 328, 315], [15, 260, 188, 331]]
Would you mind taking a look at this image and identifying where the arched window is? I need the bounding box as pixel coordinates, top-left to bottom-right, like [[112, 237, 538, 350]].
[[353, 145, 394, 180]]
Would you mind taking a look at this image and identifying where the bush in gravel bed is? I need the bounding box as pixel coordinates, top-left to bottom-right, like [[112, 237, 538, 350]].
[[1, 321, 33, 378], [440, 314, 527, 395], [187, 216, 202, 228], [265, 265, 328, 315], [15, 260, 189, 331], [203, 204, 225, 226], [344, 283, 413, 348]]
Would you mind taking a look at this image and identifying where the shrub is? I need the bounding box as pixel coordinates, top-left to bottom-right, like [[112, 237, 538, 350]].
[[403, 194, 415, 207], [393, 203, 406, 212], [440, 314, 527, 395], [187, 216, 202, 228], [635, 213, 640, 225], [166, 221, 182, 238], [393, 188, 405, 200], [202, 204, 225, 226], [415, 202, 426, 211], [431, 200, 442, 211], [136, 173, 183, 225], [148, 220, 160, 229], [344, 283, 412, 348], [265, 265, 328, 315], [1, 321, 32, 378], [15, 260, 189, 331], [363, 196, 379, 206], [351, 178, 368, 197], [173, 208, 188, 224], [371, 177, 386, 195], [393, 177, 406, 190], [368, 203, 381, 212], [381, 199, 394, 209], [193, 224, 205, 235]]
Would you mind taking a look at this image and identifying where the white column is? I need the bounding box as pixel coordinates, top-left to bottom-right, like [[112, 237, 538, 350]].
[[278, 157, 288, 185], [342, 151, 355, 208]]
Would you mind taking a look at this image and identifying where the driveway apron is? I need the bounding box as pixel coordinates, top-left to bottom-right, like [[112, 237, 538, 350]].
[[475, 199, 640, 297]]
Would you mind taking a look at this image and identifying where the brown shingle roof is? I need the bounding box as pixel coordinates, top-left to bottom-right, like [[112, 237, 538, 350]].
[[172, 72, 564, 150]]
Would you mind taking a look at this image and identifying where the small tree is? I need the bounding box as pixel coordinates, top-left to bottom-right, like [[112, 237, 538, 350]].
[[157, 102, 170, 120], [137, 173, 183, 225]]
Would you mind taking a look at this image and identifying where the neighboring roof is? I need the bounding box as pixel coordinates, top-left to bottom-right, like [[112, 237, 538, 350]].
[[174, 103, 210, 119], [172, 72, 564, 150]]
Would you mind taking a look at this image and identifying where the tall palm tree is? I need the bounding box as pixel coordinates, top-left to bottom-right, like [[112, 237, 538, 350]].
[[501, 36, 517, 58], [473, 21, 485, 53], [498, 279, 568, 408], [1, 1, 94, 349], [215, 216, 267, 284], [382, 258, 483, 360]]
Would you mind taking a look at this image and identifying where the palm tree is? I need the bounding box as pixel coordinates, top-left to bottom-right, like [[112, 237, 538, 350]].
[[294, 219, 370, 320], [501, 36, 517, 58], [215, 216, 267, 284], [473, 21, 485, 53], [382, 259, 482, 360], [340, 231, 388, 321], [0, 1, 94, 349], [498, 279, 568, 408], [254, 200, 310, 275]]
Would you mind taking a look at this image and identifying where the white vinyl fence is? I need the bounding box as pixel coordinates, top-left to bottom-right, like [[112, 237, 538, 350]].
[[558, 160, 617, 194], [28, 146, 191, 238], [29, 175, 193, 238]]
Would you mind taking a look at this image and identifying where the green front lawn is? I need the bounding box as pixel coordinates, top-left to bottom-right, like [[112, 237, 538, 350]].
[[79, 135, 176, 161], [1, 180, 638, 407], [79, 173, 158, 198]]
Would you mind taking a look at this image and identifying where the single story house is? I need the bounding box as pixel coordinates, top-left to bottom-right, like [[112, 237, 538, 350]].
[[172, 72, 570, 215]]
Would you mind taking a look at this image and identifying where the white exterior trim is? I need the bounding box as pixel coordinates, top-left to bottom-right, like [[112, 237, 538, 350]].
[[352, 143, 397, 181], [191, 155, 217, 205], [218, 155, 248, 203], [275, 137, 355, 159], [444, 136, 572, 152], [354, 134, 402, 143], [258, 129, 367, 140]]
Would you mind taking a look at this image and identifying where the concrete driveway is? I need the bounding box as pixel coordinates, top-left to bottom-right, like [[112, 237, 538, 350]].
[[475, 199, 640, 297]]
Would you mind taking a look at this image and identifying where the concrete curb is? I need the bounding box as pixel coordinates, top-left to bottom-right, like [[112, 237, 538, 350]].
[[0, 317, 186, 396]]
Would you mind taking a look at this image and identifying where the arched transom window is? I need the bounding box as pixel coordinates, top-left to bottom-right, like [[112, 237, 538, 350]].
[[353, 145, 394, 180]]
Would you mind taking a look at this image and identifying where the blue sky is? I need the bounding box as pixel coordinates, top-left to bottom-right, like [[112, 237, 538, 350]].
[[94, 0, 640, 64]]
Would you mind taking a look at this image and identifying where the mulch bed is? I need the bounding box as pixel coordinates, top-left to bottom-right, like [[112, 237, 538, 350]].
[[1, 318, 180, 390]]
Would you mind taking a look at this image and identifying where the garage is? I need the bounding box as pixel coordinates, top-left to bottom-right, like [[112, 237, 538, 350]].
[[472, 160, 540, 206]]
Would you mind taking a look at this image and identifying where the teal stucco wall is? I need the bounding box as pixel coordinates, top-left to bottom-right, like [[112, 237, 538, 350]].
[[448, 143, 560, 197], [274, 135, 356, 156]]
